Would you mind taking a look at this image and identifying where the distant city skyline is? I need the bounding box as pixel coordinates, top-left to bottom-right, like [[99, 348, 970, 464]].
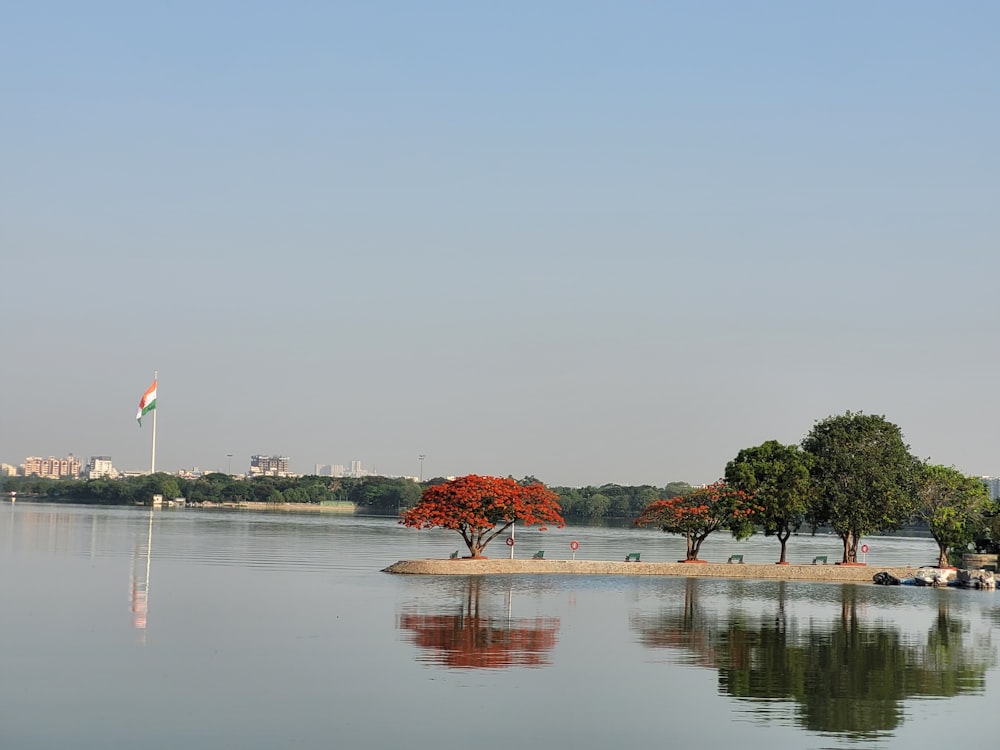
[[5, 446, 1000, 496], [1, 452, 419, 480], [3, 3, 998, 488]]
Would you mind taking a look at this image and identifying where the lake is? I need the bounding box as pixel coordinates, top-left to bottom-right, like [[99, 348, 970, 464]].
[[1, 501, 997, 749]]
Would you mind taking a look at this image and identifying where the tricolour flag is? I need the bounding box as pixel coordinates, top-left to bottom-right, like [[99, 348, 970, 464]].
[[136, 379, 157, 426]]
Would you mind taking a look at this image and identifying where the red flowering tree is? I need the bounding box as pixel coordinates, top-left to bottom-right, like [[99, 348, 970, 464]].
[[634, 481, 760, 561], [401, 475, 564, 558]]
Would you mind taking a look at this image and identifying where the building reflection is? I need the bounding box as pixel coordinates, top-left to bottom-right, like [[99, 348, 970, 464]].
[[631, 579, 996, 738], [398, 578, 560, 669]]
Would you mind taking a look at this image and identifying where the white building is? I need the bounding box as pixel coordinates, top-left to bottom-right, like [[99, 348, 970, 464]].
[[981, 476, 1000, 502], [86, 456, 118, 480]]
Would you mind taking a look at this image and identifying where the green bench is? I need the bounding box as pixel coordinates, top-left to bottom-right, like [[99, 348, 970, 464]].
[[449, 550, 459, 559], [532, 550, 544, 559], [625, 552, 641, 562], [728, 554, 744, 564], [812, 555, 827, 565]]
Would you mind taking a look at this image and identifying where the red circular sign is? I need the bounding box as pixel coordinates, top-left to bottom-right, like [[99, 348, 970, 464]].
[[861, 544, 869, 554], [505, 537, 515, 546], [570, 540, 580, 550]]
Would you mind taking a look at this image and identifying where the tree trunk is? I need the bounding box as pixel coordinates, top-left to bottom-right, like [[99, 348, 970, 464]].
[[937, 543, 950, 568], [466, 520, 513, 558], [847, 531, 859, 563], [777, 529, 790, 564], [839, 531, 852, 563], [688, 533, 710, 561]]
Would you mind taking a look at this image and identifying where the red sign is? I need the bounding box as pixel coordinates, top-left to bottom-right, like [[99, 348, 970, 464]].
[[505, 537, 515, 547], [861, 544, 869, 554], [570, 540, 580, 551]]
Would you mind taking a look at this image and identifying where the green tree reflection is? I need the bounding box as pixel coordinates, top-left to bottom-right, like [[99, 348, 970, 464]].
[[632, 581, 995, 738]]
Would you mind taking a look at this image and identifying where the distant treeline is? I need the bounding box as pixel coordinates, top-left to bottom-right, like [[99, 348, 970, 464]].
[[548, 481, 694, 518], [2, 473, 420, 513], [2, 474, 694, 520]]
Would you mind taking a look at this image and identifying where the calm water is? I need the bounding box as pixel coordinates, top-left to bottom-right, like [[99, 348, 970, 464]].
[[1, 501, 997, 749]]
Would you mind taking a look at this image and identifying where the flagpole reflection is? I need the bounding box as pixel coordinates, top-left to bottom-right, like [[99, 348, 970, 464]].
[[130, 507, 155, 644]]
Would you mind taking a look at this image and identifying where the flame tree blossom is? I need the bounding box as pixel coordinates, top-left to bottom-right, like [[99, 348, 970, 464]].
[[634, 482, 761, 561], [401, 475, 564, 558]]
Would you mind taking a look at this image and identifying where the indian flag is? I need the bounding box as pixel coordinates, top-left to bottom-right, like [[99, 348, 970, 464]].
[[136, 379, 157, 426]]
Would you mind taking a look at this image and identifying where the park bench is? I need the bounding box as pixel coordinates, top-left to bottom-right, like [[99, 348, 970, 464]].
[[625, 552, 641, 562], [532, 550, 544, 559], [449, 550, 459, 559], [728, 554, 744, 564], [812, 555, 827, 565]]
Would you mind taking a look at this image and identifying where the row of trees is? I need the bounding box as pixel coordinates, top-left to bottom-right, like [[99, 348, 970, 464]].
[[548, 481, 694, 519], [3, 473, 696, 522], [637, 412, 998, 566], [3, 473, 422, 514]]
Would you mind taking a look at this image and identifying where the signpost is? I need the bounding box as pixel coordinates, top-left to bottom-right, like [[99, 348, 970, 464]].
[[570, 540, 579, 560], [506, 535, 515, 559], [861, 543, 869, 564]]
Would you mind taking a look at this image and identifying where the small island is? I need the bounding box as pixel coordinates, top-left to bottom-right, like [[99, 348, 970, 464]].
[[383, 558, 919, 582]]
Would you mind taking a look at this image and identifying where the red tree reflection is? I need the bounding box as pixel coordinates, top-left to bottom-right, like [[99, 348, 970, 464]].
[[398, 580, 559, 668]]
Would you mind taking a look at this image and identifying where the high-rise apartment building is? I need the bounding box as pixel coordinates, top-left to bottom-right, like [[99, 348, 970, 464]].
[[23, 455, 81, 479], [250, 455, 290, 477]]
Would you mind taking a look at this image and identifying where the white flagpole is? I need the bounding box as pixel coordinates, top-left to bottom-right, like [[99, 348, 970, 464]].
[[150, 370, 157, 474]]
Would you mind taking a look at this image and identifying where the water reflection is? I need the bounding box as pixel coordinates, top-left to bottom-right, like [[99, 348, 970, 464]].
[[130, 508, 155, 640], [631, 579, 996, 739], [398, 577, 560, 669]]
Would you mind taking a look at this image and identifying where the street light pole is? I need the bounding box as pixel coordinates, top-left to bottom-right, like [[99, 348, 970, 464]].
[[418, 454, 426, 482], [227, 454, 233, 475]]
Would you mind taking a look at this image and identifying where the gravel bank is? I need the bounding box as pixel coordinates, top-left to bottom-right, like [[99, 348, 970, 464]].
[[382, 558, 918, 582]]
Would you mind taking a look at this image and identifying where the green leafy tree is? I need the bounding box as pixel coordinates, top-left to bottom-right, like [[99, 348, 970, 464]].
[[802, 412, 918, 563], [915, 464, 992, 567], [550, 483, 687, 520], [662, 481, 694, 498], [580, 492, 611, 518], [725, 440, 815, 564], [347, 476, 422, 513], [131, 473, 181, 503], [976, 503, 1000, 553]]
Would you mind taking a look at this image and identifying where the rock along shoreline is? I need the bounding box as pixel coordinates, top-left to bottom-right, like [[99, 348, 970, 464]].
[[382, 558, 918, 583]]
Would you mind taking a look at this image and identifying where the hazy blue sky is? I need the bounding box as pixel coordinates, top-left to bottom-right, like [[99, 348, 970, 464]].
[[3, 2, 998, 486]]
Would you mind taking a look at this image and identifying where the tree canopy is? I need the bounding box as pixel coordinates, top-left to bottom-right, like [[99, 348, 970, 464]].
[[634, 481, 760, 561], [802, 412, 918, 563], [724, 440, 815, 563], [400, 474, 564, 558], [915, 464, 993, 567], [549, 482, 691, 519]]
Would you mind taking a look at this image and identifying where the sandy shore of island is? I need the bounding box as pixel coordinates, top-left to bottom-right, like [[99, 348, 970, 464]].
[[382, 558, 918, 582]]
